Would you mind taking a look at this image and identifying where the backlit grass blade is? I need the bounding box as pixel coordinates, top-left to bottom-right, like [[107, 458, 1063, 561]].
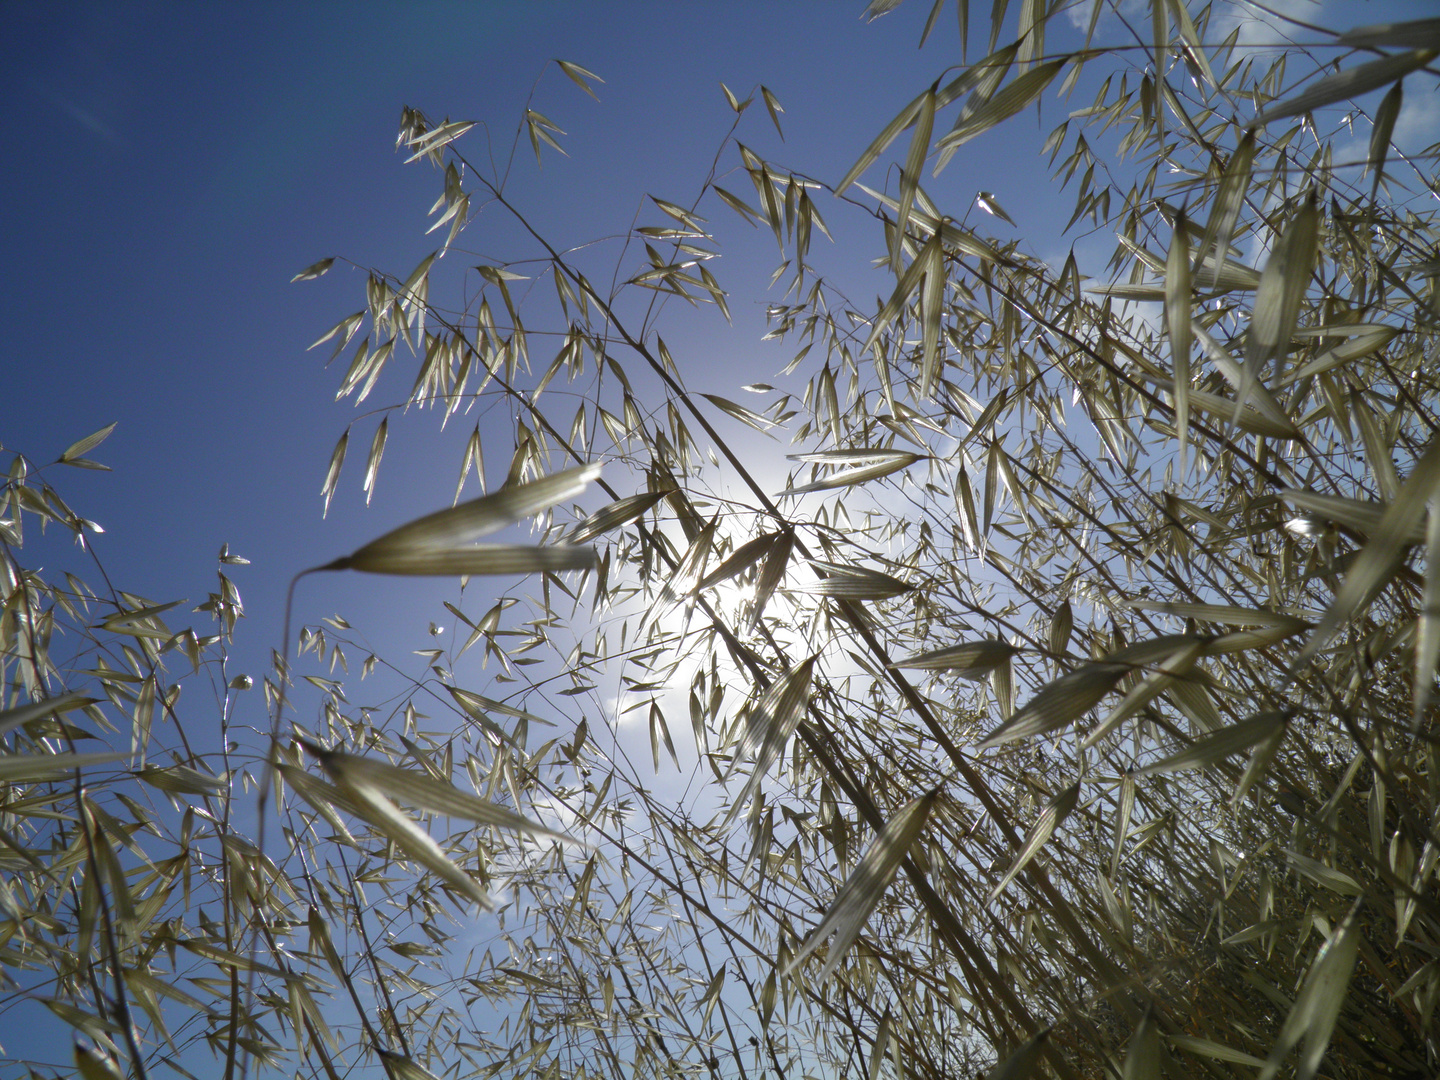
[[723, 657, 815, 827], [1367, 80, 1403, 203], [938, 58, 1065, 152], [657, 515, 719, 615], [353, 463, 598, 553], [1231, 719, 1288, 807], [1084, 639, 1205, 749], [60, 422, 118, 464], [918, 231, 946, 398], [1416, 499, 1440, 729], [1166, 0, 1215, 86], [990, 782, 1079, 900], [888, 639, 1018, 680], [1258, 905, 1362, 1080], [1049, 600, 1073, 656], [699, 531, 778, 591], [1255, 49, 1437, 127], [567, 490, 665, 544], [780, 451, 921, 495], [1186, 390, 1299, 437], [1339, 18, 1440, 48], [325, 463, 599, 576], [1244, 194, 1318, 389], [1122, 600, 1307, 629], [0, 692, 96, 738], [986, 1030, 1050, 1080], [1121, 1007, 1159, 1080], [312, 746, 575, 841], [749, 529, 794, 631], [1291, 437, 1440, 675], [321, 426, 348, 518], [789, 448, 923, 465], [1165, 209, 1192, 471], [856, 231, 939, 361], [340, 545, 596, 576], [1195, 129, 1255, 289], [1168, 1035, 1265, 1068], [1279, 489, 1408, 540], [891, 85, 935, 271], [836, 88, 928, 195], [1137, 711, 1287, 775], [343, 783, 493, 909], [783, 788, 939, 983], [978, 663, 1127, 748], [1278, 324, 1397, 385], [789, 560, 912, 600], [0, 750, 127, 782]]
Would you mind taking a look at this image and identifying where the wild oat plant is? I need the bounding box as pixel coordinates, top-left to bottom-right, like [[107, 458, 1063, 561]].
[[4, 4, 1439, 1079]]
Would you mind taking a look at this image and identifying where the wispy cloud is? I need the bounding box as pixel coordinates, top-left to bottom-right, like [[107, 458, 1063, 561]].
[[1327, 75, 1440, 196], [30, 79, 124, 147], [1212, 0, 1328, 52]]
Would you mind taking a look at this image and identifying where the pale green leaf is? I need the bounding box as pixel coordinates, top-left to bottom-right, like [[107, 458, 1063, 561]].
[[1195, 129, 1255, 289], [1279, 324, 1398, 385], [936, 58, 1065, 151], [1367, 80, 1403, 202], [567, 490, 666, 544], [892, 84, 935, 273], [1123, 600, 1309, 629], [362, 417, 387, 504], [0, 692, 97, 738], [1084, 639, 1206, 749], [789, 560, 912, 600], [290, 258, 335, 283], [749, 529, 795, 631], [780, 451, 921, 495], [784, 788, 939, 982], [1255, 49, 1437, 126], [1283, 851, 1363, 896], [978, 663, 1127, 748], [1244, 194, 1319, 385], [1136, 711, 1288, 775], [976, 192, 1016, 226], [1258, 906, 1362, 1080], [1169, 1035, 1265, 1068], [724, 657, 815, 827], [316, 746, 573, 839], [1121, 1007, 1160, 1080], [837, 88, 928, 194], [986, 1030, 1050, 1080], [0, 751, 128, 782], [989, 783, 1080, 900], [321, 426, 348, 518], [60, 423, 118, 464], [887, 639, 1018, 680], [698, 531, 779, 591], [556, 59, 604, 99], [1165, 209, 1192, 470], [1418, 499, 1440, 728], [331, 463, 600, 576], [136, 764, 226, 795], [1291, 438, 1440, 674]]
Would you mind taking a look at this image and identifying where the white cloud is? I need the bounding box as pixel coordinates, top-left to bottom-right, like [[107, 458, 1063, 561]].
[[1212, 0, 1328, 53], [1390, 85, 1440, 158]]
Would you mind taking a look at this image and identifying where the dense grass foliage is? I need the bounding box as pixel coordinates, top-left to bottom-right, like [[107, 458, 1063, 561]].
[[4, 5, 1440, 1079]]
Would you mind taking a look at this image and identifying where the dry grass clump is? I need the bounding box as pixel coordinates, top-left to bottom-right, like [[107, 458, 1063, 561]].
[[5, 5, 1440, 1080]]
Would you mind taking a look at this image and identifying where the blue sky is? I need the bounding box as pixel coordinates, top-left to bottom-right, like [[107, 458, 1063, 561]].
[[6, 1, 1044, 675], [5, 0, 1439, 1070], [6, 1, 1154, 772], [11, 0, 1434, 673], [0, 9, 1096, 1061]]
